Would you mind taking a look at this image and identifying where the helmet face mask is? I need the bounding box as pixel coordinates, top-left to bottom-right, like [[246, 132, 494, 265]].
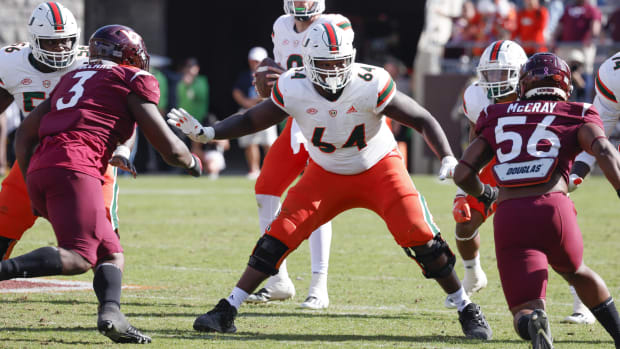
[[518, 53, 573, 101], [302, 23, 355, 94], [283, 0, 325, 21], [88, 25, 150, 71], [477, 40, 527, 99], [28, 2, 80, 69]]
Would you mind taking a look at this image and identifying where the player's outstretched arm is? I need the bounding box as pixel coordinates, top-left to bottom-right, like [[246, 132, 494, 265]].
[[578, 122, 620, 192], [128, 93, 200, 176], [169, 99, 288, 143], [15, 99, 51, 181]]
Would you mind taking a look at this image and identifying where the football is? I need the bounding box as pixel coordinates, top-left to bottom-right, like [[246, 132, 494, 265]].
[[254, 57, 283, 98]]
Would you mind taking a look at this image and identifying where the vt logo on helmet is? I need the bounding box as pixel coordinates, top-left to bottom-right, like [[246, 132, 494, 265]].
[[28, 2, 80, 69], [477, 40, 528, 99], [302, 22, 355, 94], [283, 0, 325, 21], [88, 24, 150, 71]]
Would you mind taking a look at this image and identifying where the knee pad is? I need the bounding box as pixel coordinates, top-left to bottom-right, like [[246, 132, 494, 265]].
[[248, 235, 290, 275], [403, 234, 456, 279]]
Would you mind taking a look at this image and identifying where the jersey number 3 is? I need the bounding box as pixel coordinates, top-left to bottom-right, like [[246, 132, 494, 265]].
[[56, 71, 97, 111]]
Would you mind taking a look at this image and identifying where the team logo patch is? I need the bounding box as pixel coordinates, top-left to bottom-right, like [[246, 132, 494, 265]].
[[0, 278, 148, 293], [346, 106, 357, 114], [21, 78, 32, 85], [42, 80, 51, 88], [282, 39, 289, 46], [329, 109, 338, 118], [306, 108, 318, 114]]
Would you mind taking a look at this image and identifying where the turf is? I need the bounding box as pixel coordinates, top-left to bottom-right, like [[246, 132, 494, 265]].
[[0, 174, 618, 348]]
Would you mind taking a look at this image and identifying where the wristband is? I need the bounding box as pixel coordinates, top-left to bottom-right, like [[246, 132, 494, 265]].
[[112, 145, 131, 160]]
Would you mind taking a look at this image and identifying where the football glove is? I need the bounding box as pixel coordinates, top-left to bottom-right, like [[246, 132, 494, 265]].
[[187, 153, 202, 177], [167, 108, 214, 143], [452, 195, 471, 223], [567, 173, 583, 192], [476, 184, 498, 216], [109, 145, 137, 178], [438, 155, 458, 181]]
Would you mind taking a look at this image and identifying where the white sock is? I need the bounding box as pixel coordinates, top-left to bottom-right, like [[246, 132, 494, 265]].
[[463, 254, 481, 270], [449, 287, 472, 312], [256, 194, 281, 235], [227, 287, 249, 310], [309, 221, 332, 274], [307, 272, 328, 298]]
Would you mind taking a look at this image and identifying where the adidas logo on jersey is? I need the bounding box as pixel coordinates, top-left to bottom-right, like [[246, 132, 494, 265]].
[[346, 106, 357, 114]]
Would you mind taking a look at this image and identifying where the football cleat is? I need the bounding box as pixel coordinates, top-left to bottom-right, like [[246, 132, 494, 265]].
[[529, 309, 554, 349], [97, 307, 151, 344], [300, 296, 329, 310], [458, 303, 492, 340], [463, 266, 488, 296], [246, 277, 295, 303], [193, 299, 237, 333], [562, 312, 595, 325]]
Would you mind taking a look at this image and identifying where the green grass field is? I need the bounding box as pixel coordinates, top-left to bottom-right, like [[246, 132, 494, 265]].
[[0, 174, 618, 348]]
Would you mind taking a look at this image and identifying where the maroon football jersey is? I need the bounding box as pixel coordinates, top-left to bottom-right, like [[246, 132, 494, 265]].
[[28, 62, 159, 179], [476, 100, 603, 187]]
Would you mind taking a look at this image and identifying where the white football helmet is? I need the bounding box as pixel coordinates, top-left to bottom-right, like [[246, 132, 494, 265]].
[[302, 22, 355, 94], [477, 40, 527, 99], [28, 2, 80, 69], [284, 0, 325, 21]]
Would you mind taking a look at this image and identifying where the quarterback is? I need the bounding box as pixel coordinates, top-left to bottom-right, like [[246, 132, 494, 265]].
[[169, 22, 491, 340], [246, 0, 353, 309], [0, 2, 134, 261]]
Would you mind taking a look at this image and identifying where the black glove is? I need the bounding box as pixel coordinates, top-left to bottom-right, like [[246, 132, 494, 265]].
[[476, 184, 498, 215], [187, 153, 202, 177]]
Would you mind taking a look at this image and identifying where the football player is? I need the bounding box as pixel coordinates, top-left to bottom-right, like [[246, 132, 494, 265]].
[[455, 52, 620, 349], [169, 22, 492, 340], [0, 2, 135, 261], [447, 40, 527, 307], [246, 0, 353, 310], [8, 24, 200, 344], [564, 51, 620, 324]]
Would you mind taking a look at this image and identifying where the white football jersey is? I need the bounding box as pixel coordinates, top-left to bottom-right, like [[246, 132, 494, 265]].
[[271, 63, 397, 175], [593, 51, 620, 135], [462, 83, 491, 124], [272, 13, 351, 69], [272, 13, 352, 153], [0, 42, 88, 115]]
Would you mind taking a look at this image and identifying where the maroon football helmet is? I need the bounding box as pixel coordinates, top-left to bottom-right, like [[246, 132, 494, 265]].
[[88, 24, 150, 70], [518, 52, 572, 101]]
